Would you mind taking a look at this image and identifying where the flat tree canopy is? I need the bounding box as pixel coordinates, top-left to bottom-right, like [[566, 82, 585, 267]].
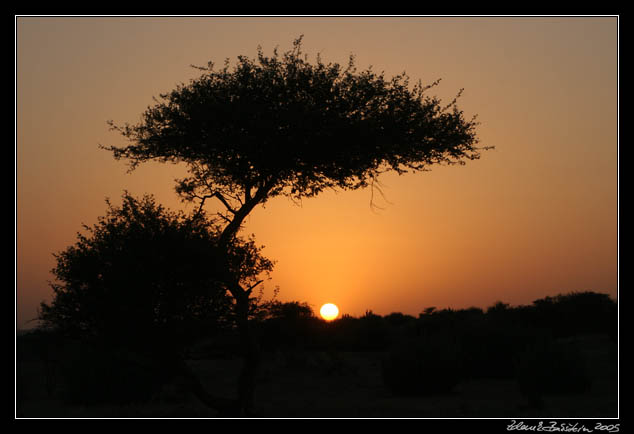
[[99, 38, 487, 414], [104, 36, 486, 242]]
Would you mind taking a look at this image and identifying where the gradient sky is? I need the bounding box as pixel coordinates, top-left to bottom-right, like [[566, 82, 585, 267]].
[[16, 16, 618, 328]]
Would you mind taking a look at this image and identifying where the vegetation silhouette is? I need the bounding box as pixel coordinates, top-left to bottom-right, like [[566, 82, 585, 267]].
[[19, 289, 616, 417], [36, 193, 273, 413], [100, 36, 489, 415], [248, 292, 615, 408]]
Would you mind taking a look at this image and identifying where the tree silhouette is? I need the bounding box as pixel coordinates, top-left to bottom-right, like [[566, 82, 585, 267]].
[[102, 36, 488, 414], [39, 193, 273, 411]]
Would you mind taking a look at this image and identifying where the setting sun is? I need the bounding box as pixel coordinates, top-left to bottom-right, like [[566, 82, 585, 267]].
[[320, 303, 339, 321]]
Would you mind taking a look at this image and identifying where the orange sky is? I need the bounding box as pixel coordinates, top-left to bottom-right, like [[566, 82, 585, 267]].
[[16, 16, 618, 328]]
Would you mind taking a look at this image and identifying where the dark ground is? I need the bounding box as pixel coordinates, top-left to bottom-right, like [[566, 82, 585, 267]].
[[16, 333, 617, 418]]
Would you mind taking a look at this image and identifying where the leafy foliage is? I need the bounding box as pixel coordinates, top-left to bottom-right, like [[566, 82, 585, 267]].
[[96, 37, 488, 412], [103, 36, 486, 228], [39, 192, 273, 350]]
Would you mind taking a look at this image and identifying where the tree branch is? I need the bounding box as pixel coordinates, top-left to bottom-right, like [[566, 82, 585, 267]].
[[245, 280, 264, 297], [244, 181, 253, 202], [215, 212, 233, 224], [196, 191, 237, 216], [218, 179, 276, 247], [211, 192, 237, 214]]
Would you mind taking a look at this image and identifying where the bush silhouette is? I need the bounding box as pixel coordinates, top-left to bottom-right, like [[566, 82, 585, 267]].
[[531, 291, 617, 339], [38, 193, 274, 411], [39, 193, 261, 348], [258, 301, 317, 351]]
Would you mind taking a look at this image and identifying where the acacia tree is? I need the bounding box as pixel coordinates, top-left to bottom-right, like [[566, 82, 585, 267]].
[[103, 36, 487, 414]]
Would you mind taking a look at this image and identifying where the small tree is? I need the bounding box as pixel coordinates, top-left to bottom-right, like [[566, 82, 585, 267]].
[[39, 193, 273, 410], [103, 36, 488, 413]]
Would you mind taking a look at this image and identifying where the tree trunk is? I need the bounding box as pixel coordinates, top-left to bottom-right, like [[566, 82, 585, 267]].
[[209, 180, 272, 416], [174, 359, 240, 416], [234, 292, 260, 416], [218, 181, 273, 247], [174, 292, 260, 417]]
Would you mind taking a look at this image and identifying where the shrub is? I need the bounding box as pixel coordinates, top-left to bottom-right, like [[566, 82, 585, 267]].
[[531, 292, 616, 339]]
